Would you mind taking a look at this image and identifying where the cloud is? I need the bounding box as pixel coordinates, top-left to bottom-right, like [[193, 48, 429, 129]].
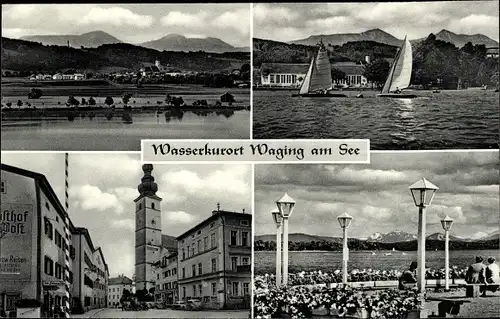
[[160, 11, 209, 28], [212, 8, 250, 35], [79, 7, 154, 28], [163, 211, 197, 224], [69, 184, 124, 214], [110, 219, 135, 231]]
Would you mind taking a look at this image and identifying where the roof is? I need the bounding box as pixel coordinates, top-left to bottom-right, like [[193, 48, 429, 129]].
[[108, 275, 133, 286], [260, 63, 309, 74], [162, 234, 177, 251], [177, 210, 251, 241], [332, 63, 365, 76], [1, 163, 68, 222]]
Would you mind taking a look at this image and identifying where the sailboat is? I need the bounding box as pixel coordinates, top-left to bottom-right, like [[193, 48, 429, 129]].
[[377, 36, 417, 98], [292, 41, 347, 97]]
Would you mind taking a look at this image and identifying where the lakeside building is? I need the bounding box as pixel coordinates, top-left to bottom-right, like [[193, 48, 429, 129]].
[[259, 63, 308, 88], [331, 62, 369, 88], [107, 275, 133, 308], [0, 164, 108, 317]]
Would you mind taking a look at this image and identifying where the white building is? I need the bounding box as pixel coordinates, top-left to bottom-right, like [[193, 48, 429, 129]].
[[107, 275, 133, 308], [259, 63, 308, 88], [52, 73, 63, 80], [332, 62, 369, 88]]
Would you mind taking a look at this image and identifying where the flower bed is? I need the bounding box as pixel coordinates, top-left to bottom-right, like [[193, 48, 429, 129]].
[[254, 267, 467, 290], [254, 285, 419, 319]]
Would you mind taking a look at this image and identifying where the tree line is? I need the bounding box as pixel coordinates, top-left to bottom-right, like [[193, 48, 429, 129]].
[[254, 238, 499, 251]]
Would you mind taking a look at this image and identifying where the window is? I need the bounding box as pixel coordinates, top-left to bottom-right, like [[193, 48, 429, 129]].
[[209, 222, 214, 229], [55, 230, 62, 248], [203, 237, 208, 250], [70, 246, 76, 259], [210, 233, 216, 248], [44, 256, 53, 276], [240, 220, 249, 226], [192, 265, 196, 277], [211, 258, 217, 272], [232, 282, 239, 296], [241, 232, 248, 246], [182, 287, 186, 298], [192, 244, 195, 256], [44, 218, 53, 239], [182, 249, 185, 260], [55, 262, 62, 279], [197, 230, 201, 235], [151, 202, 155, 209], [138, 203, 142, 210], [45, 202, 50, 210], [212, 283, 217, 295], [198, 263, 203, 275], [182, 268, 185, 279], [193, 285, 197, 297], [242, 257, 249, 265], [0, 180, 5, 194], [230, 231, 237, 246], [243, 283, 249, 296], [199, 284, 202, 296], [231, 257, 238, 271], [173, 268, 177, 275], [197, 240, 201, 252]]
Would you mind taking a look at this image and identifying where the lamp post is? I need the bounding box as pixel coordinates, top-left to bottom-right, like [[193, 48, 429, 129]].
[[276, 193, 295, 287], [337, 212, 353, 285], [409, 178, 438, 319], [441, 215, 453, 291], [271, 208, 283, 287]]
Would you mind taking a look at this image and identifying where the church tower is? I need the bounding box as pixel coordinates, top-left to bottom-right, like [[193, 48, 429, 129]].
[[134, 164, 162, 291]]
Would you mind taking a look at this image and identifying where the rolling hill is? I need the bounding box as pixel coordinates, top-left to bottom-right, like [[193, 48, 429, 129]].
[[287, 28, 498, 48], [139, 33, 245, 53], [21, 31, 122, 48]]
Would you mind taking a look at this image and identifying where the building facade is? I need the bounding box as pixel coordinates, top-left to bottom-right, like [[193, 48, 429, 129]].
[[107, 275, 133, 308], [134, 164, 163, 292], [259, 63, 308, 88], [0, 164, 108, 317], [153, 250, 178, 305], [176, 209, 251, 309], [332, 62, 369, 88]]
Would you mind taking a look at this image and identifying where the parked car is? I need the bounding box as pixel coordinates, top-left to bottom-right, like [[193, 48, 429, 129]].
[[186, 299, 202, 310], [171, 301, 186, 310]]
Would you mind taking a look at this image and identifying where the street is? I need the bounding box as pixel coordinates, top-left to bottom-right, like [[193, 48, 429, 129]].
[[71, 308, 250, 318]]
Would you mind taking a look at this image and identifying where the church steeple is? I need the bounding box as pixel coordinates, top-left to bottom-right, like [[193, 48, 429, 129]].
[[137, 164, 159, 198]]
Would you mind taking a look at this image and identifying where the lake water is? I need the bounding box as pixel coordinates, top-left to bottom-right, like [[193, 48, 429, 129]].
[[254, 250, 500, 275], [252, 90, 499, 149], [1, 111, 250, 151]]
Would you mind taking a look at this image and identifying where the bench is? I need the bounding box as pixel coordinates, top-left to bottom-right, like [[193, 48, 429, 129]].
[[427, 297, 470, 317], [465, 283, 500, 297]]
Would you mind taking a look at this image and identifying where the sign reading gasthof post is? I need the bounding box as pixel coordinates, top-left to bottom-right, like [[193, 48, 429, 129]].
[[0, 203, 34, 279], [142, 139, 370, 163]]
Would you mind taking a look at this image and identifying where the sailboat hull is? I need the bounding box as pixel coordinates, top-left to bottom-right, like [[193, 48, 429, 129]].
[[376, 93, 417, 98], [292, 93, 347, 97]]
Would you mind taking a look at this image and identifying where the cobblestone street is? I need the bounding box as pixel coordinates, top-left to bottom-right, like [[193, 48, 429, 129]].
[[71, 308, 250, 318]]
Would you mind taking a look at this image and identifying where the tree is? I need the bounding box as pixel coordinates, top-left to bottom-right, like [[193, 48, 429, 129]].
[[17, 100, 23, 108], [6, 102, 12, 108], [88, 97, 96, 106], [331, 68, 347, 83], [363, 59, 390, 88], [81, 98, 87, 105], [105, 96, 114, 107], [28, 88, 43, 99], [122, 93, 132, 105], [67, 96, 80, 107]]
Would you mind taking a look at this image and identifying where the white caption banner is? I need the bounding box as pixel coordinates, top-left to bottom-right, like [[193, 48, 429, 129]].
[[142, 139, 370, 163]]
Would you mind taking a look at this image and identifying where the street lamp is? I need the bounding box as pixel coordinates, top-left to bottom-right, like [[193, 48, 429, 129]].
[[276, 193, 295, 286], [271, 208, 283, 287], [337, 212, 353, 285], [441, 215, 454, 291], [409, 178, 438, 319]]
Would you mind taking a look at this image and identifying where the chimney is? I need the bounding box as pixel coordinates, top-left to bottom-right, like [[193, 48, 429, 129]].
[[365, 55, 370, 64]]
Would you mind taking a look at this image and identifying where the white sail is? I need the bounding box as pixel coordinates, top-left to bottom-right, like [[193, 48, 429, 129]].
[[309, 46, 333, 92], [381, 36, 413, 93], [299, 56, 314, 95]]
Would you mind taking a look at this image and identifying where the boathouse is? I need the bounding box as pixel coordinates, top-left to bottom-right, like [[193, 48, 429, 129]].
[[331, 62, 369, 88]]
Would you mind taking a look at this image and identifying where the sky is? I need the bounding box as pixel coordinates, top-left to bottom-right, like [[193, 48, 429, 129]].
[[1, 153, 252, 278], [255, 151, 499, 240], [253, 1, 500, 42], [1, 4, 251, 47]]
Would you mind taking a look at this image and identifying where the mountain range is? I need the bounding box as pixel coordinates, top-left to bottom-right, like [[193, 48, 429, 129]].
[[289, 28, 498, 48], [20, 31, 248, 53], [255, 230, 498, 244]]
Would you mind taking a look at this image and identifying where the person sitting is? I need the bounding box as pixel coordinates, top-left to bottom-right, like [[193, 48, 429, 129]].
[[399, 261, 417, 289], [465, 256, 486, 284], [395, 87, 402, 94], [486, 257, 500, 284]]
